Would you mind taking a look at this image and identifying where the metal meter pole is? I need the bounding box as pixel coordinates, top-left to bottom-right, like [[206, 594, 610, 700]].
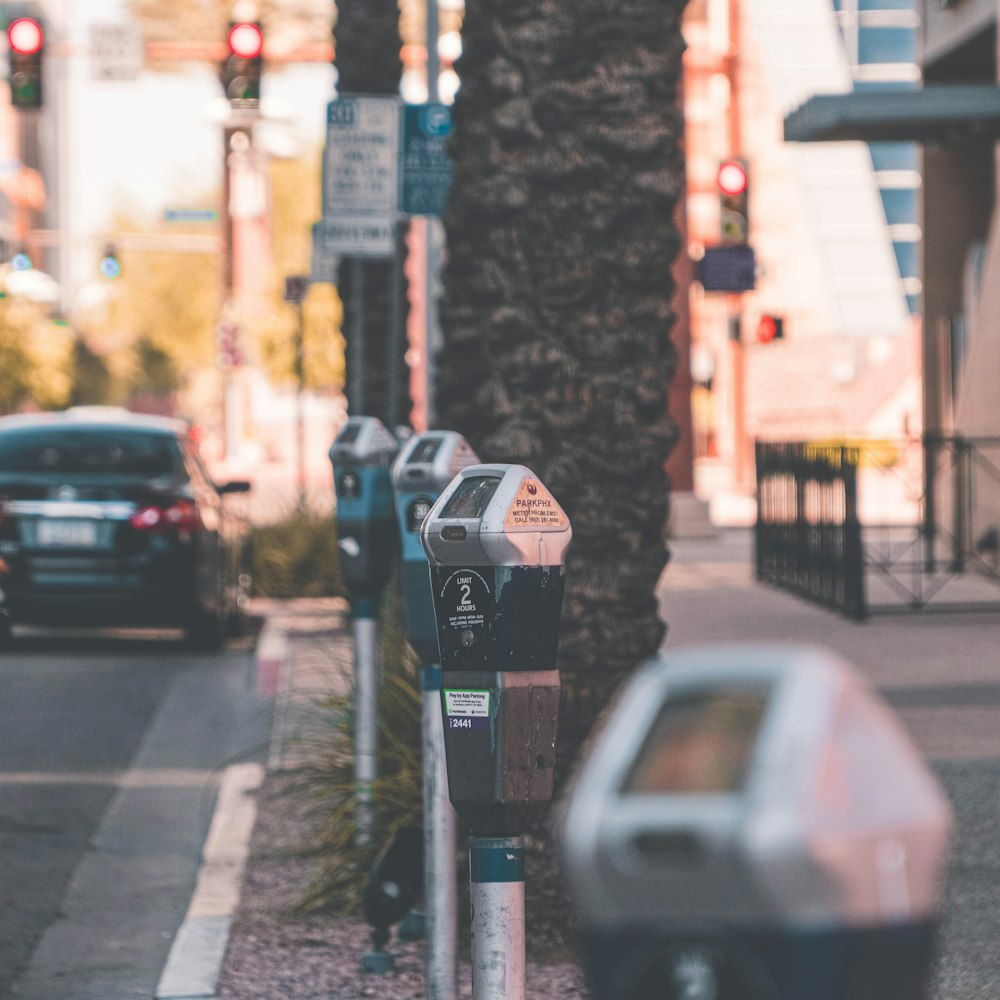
[[471, 838, 525, 1000], [424, 663, 457, 1000], [354, 599, 379, 847]]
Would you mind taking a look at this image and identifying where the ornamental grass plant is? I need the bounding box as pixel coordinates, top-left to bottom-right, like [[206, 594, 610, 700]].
[[250, 508, 345, 599], [288, 593, 423, 914]]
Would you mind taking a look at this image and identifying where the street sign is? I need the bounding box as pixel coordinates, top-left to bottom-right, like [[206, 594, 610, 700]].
[[284, 275, 310, 303], [89, 23, 143, 82], [401, 103, 453, 217], [313, 216, 395, 259], [321, 93, 400, 257], [164, 208, 217, 224], [310, 222, 339, 283], [694, 245, 757, 293]]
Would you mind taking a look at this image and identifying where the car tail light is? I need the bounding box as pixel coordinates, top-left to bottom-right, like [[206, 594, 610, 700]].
[[129, 500, 201, 532]]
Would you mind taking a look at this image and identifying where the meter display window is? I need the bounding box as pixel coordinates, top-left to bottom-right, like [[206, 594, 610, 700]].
[[622, 685, 770, 795], [441, 475, 502, 519], [408, 436, 444, 464], [336, 424, 362, 446]]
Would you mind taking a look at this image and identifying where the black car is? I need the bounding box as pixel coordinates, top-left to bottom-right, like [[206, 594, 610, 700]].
[[0, 408, 251, 648]]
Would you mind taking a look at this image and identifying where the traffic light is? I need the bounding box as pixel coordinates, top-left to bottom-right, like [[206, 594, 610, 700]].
[[7, 15, 44, 109], [718, 159, 749, 245], [220, 20, 263, 108], [99, 243, 121, 279], [10, 248, 31, 271], [756, 314, 784, 343]]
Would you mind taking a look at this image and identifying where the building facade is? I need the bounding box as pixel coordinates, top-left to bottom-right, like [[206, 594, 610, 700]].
[[683, 0, 923, 513]]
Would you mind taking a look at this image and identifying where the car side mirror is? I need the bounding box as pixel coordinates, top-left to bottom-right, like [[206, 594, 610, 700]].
[[218, 480, 251, 495]]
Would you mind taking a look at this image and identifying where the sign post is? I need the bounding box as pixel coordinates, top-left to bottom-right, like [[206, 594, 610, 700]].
[[88, 23, 143, 82]]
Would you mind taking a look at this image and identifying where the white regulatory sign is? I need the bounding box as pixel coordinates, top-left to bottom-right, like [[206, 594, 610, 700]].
[[320, 94, 400, 257], [89, 23, 143, 82]]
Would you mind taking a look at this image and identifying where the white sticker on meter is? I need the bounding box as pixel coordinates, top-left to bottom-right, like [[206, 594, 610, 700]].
[[503, 478, 569, 530], [444, 689, 491, 731]]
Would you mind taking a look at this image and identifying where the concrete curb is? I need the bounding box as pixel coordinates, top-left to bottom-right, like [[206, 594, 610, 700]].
[[255, 620, 289, 699], [155, 762, 264, 1000]]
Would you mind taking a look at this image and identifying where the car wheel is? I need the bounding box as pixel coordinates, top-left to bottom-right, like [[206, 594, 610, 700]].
[[184, 604, 226, 652]]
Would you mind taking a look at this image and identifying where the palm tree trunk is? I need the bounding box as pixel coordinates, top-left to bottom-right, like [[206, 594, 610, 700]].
[[437, 0, 686, 772]]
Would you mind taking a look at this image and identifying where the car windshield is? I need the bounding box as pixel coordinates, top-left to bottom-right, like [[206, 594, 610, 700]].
[[0, 426, 180, 477]]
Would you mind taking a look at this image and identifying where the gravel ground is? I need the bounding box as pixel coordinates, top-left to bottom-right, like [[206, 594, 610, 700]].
[[218, 602, 590, 999], [216, 772, 590, 1000]]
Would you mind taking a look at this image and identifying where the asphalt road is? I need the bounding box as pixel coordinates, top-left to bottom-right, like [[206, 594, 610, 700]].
[[0, 629, 270, 1000]]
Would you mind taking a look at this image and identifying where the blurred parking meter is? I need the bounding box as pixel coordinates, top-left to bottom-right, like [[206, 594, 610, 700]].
[[421, 464, 572, 1000], [560, 646, 953, 1000], [329, 416, 400, 845], [391, 431, 479, 1000]]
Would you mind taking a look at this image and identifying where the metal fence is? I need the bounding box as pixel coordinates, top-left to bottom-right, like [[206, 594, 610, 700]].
[[755, 437, 1000, 619], [755, 441, 867, 620]]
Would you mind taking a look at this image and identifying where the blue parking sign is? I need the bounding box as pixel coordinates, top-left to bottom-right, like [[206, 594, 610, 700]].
[[401, 103, 453, 217]]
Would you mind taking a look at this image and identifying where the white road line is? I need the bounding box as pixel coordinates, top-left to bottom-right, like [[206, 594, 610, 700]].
[[155, 762, 264, 1000], [0, 768, 220, 787]]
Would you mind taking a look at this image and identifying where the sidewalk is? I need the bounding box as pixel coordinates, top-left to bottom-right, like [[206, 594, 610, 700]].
[[183, 529, 999, 999], [659, 529, 1000, 1000]]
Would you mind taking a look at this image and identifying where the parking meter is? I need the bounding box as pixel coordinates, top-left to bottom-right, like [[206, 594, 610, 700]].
[[560, 645, 953, 1000], [391, 431, 479, 662], [329, 416, 400, 847], [391, 431, 478, 1000], [329, 416, 400, 602], [421, 464, 572, 837]]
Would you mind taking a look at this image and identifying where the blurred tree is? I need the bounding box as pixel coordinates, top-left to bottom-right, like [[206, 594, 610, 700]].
[[0, 298, 73, 412], [334, 0, 412, 429], [68, 336, 115, 406], [437, 0, 684, 772], [253, 149, 345, 391], [130, 336, 180, 396], [0, 309, 37, 413], [255, 283, 344, 390], [105, 242, 219, 375]]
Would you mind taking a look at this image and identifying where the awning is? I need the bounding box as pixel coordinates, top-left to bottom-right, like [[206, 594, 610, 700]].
[[784, 84, 1000, 143]]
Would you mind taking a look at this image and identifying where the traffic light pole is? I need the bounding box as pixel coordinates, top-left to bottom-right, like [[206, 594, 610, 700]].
[[725, 0, 751, 492], [219, 123, 255, 461]]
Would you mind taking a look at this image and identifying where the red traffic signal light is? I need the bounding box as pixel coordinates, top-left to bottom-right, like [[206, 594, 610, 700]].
[[7, 16, 44, 108], [221, 21, 263, 107], [8, 17, 43, 54], [757, 315, 784, 343], [717, 160, 748, 197], [227, 21, 263, 59], [718, 159, 749, 245]]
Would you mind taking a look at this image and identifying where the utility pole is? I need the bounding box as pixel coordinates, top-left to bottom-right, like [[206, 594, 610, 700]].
[[284, 274, 311, 510], [424, 0, 441, 428]]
